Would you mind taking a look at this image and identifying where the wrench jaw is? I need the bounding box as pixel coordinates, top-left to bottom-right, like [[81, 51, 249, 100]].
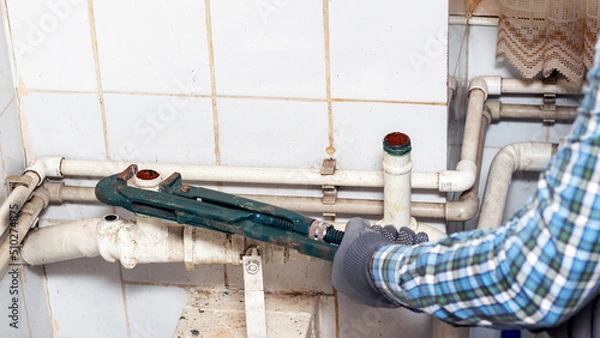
[[95, 164, 342, 261]]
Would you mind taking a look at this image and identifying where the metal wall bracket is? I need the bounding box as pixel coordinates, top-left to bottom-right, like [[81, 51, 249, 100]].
[[320, 159, 338, 205], [319, 158, 336, 175], [321, 185, 338, 205], [542, 75, 557, 117], [5, 175, 34, 193], [243, 247, 267, 338]]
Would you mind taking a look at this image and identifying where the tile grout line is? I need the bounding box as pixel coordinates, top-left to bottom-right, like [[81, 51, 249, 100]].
[[323, 0, 335, 157], [24, 88, 449, 107], [333, 289, 340, 338], [122, 279, 336, 296], [323, 2, 339, 337], [18, 268, 33, 336], [119, 266, 133, 338], [87, 0, 111, 161], [40, 266, 57, 338], [2, 0, 32, 164], [204, 0, 221, 166]]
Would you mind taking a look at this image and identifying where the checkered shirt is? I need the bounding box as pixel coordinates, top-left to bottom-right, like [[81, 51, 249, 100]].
[[371, 44, 600, 329]]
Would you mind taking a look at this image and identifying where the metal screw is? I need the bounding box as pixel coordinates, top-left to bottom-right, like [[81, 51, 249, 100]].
[[246, 260, 260, 274]]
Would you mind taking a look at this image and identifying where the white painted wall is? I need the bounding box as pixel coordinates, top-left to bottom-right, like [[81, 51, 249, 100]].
[[0, 1, 450, 337]]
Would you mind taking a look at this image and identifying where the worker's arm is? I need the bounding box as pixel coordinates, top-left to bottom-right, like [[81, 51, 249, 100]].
[[333, 43, 600, 329]]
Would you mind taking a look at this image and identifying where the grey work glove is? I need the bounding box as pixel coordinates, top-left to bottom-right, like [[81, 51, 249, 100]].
[[332, 217, 429, 308], [535, 294, 600, 338]]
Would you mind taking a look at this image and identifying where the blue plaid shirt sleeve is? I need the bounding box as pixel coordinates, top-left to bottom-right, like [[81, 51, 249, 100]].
[[371, 45, 600, 329]]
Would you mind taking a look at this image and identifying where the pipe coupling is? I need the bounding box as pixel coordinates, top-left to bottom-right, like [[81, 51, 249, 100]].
[[382, 157, 413, 176], [308, 220, 331, 242]]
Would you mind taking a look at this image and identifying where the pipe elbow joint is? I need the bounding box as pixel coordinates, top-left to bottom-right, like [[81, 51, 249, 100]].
[[445, 191, 479, 221], [24, 157, 64, 185], [439, 160, 477, 192], [468, 76, 502, 99]]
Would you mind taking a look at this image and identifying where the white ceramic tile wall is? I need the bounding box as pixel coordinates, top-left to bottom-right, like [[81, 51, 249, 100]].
[[20, 92, 106, 160], [44, 257, 129, 337], [0, 2, 22, 203], [337, 292, 431, 338], [125, 284, 189, 338], [0, 0, 453, 337], [121, 263, 225, 289], [93, 0, 211, 95], [211, 0, 326, 99], [104, 94, 216, 163], [6, 0, 97, 92], [0, 5, 14, 112], [218, 98, 329, 167], [0, 265, 53, 338], [332, 102, 447, 172], [329, 0, 448, 103], [225, 259, 333, 294], [0, 98, 22, 181]]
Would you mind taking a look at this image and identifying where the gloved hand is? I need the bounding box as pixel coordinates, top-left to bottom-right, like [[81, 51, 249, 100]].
[[332, 217, 429, 308], [535, 294, 600, 338]]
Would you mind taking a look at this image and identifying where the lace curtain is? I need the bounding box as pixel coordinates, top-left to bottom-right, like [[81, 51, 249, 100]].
[[496, 0, 600, 83]]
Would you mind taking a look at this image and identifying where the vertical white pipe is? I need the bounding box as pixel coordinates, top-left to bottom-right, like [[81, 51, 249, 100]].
[[382, 132, 413, 228], [461, 89, 486, 164], [478, 142, 555, 230], [0, 172, 40, 236], [0, 191, 47, 279]]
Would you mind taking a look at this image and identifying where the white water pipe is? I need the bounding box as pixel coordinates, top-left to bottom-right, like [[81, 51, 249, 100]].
[[20, 214, 307, 268], [486, 102, 579, 121], [469, 77, 583, 97], [478, 142, 556, 230], [0, 157, 62, 236], [500, 78, 583, 95], [382, 132, 413, 227], [39, 181, 483, 222], [0, 172, 41, 236], [38, 182, 479, 222], [0, 189, 48, 278], [57, 158, 455, 191], [38, 181, 457, 220]]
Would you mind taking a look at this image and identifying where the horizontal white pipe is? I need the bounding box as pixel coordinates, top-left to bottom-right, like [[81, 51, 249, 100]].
[[486, 102, 578, 121], [21, 214, 308, 267], [469, 77, 583, 97], [478, 142, 556, 230], [41, 182, 484, 221], [448, 15, 499, 26], [59, 158, 444, 189], [0, 172, 41, 237], [0, 190, 48, 279], [21, 217, 100, 265], [43, 183, 98, 203], [501, 78, 583, 95], [21, 213, 448, 268]]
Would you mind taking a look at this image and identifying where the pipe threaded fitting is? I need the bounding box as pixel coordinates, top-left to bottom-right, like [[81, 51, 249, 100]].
[[323, 227, 344, 245], [383, 132, 411, 156]]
